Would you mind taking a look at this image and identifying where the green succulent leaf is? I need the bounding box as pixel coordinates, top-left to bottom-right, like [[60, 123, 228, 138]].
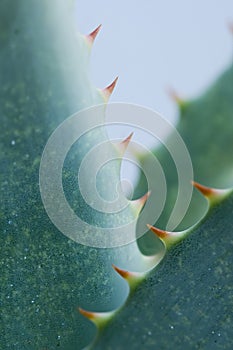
[[0, 1, 137, 348], [1, 1, 233, 350], [94, 192, 233, 349]]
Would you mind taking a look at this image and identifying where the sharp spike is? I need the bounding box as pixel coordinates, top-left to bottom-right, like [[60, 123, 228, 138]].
[[167, 87, 189, 111], [167, 87, 184, 105], [147, 224, 187, 247], [78, 307, 114, 328], [112, 264, 145, 289], [147, 224, 168, 239], [192, 181, 214, 198], [115, 132, 134, 156], [121, 131, 134, 148], [100, 77, 118, 101], [79, 307, 96, 321], [130, 191, 151, 216], [192, 181, 231, 205], [112, 264, 131, 279], [86, 24, 102, 44]]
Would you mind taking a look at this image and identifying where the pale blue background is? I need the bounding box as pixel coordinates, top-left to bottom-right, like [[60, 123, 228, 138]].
[[76, 0, 232, 123], [76, 0, 233, 183]]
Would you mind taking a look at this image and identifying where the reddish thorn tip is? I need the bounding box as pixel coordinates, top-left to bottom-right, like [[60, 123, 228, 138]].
[[103, 77, 119, 97], [147, 224, 168, 239], [117, 132, 134, 155], [112, 264, 130, 279], [78, 307, 95, 320], [167, 87, 184, 106], [140, 191, 151, 204], [121, 132, 134, 147], [131, 191, 151, 214], [87, 24, 102, 43], [191, 181, 214, 198]]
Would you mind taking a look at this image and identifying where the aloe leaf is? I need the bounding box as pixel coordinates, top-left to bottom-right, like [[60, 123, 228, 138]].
[[0, 2, 146, 349], [1, 1, 233, 350]]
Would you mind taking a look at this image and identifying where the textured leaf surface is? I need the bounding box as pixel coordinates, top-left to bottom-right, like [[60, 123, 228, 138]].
[[1, 1, 233, 350], [0, 1, 142, 349], [94, 193, 233, 350]]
